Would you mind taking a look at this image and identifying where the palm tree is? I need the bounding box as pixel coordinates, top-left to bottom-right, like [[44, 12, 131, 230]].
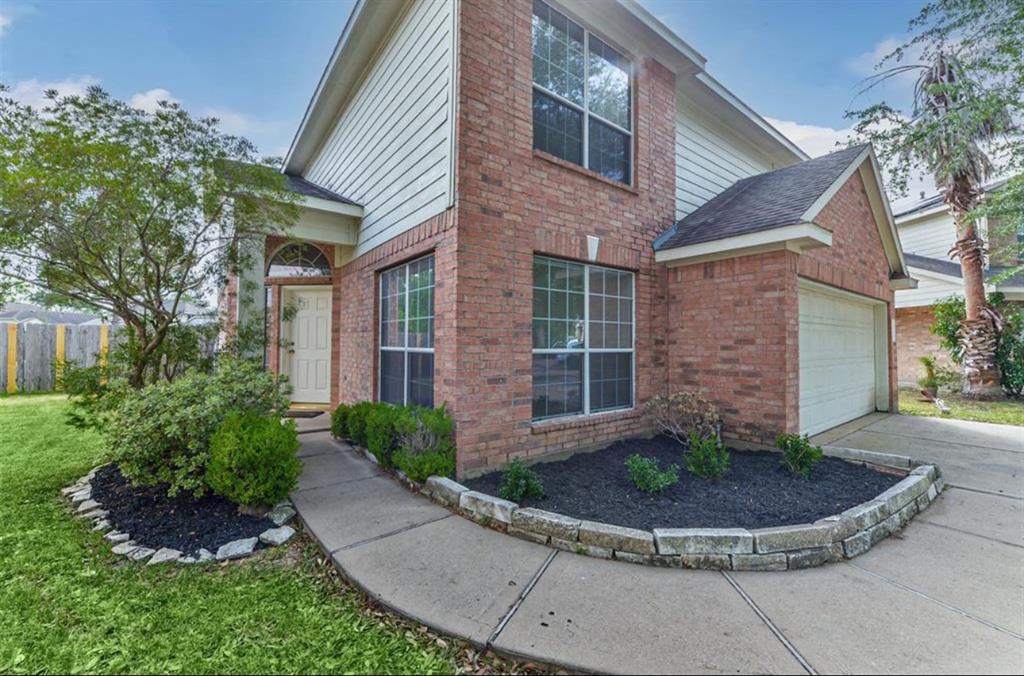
[[914, 51, 1007, 397]]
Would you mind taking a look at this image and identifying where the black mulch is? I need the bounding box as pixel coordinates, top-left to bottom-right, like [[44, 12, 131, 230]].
[[90, 465, 276, 556], [465, 436, 902, 531]]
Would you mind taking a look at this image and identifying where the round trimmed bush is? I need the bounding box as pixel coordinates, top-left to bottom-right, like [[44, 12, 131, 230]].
[[206, 410, 302, 507]]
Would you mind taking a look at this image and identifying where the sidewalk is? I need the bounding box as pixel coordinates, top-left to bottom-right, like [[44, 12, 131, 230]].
[[291, 419, 1024, 674]]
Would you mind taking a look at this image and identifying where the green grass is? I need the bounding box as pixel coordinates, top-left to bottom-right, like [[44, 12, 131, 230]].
[[0, 396, 457, 674], [899, 388, 1024, 427]]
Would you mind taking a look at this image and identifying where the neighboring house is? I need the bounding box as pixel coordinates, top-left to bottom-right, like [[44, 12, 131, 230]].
[[228, 0, 912, 477], [0, 302, 104, 326], [894, 184, 1024, 385]]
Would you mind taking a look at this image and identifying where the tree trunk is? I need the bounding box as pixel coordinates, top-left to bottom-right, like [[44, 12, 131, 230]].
[[951, 217, 1003, 398]]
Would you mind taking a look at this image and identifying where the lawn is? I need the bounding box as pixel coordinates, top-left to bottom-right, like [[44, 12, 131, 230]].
[[0, 395, 460, 674], [899, 388, 1024, 427]]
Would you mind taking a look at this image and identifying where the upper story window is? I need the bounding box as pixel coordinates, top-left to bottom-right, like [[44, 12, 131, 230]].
[[267, 243, 331, 277], [531, 0, 632, 184]]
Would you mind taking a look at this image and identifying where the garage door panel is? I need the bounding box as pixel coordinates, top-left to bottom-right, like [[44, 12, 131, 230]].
[[799, 287, 879, 436]]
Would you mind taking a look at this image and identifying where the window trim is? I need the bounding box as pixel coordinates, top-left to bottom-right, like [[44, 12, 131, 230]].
[[377, 254, 436, 407], [531, 0, 634, 185], [531, 255, 636, 422]]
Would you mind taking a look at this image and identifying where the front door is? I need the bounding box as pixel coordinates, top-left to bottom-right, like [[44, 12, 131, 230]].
[[282, 288, 332, 403]]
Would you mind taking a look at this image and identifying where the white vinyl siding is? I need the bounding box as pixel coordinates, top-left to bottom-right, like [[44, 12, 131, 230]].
[[895, 270, 963, 308], [896, 213, 958, 259], [305, 0, 456, 257], [675, 98, 774, 219]]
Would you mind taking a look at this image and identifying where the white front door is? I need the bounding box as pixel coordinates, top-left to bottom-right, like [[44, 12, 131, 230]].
[[282, 288, 332, 403], [799, 285, 881, 436]]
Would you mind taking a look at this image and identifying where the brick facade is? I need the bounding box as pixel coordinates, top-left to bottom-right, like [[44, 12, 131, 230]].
[[895, 306, 948, 387], [665, 172, 898, 444], [247, 0, 904, 477], [448, 0, 676, 475]]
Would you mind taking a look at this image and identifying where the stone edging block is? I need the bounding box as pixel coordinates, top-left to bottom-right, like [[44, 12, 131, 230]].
[[62, 467, 299, 566], [416, 453, 941, 572]]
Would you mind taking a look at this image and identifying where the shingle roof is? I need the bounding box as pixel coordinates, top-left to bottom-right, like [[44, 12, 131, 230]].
[[905, 253, 1024, 286], [0, 303, 101, 325], [283, 174, 360, 207], [654, 144, 871, 251]]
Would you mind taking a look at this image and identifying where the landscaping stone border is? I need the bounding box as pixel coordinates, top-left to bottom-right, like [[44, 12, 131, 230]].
[[62, 465, 298, 565], [415, 446, 944, 571]]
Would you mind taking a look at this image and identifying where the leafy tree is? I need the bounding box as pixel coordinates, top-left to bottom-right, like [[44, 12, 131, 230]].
[[847, 0, 1023, 398], [0, 85, 299, 387]]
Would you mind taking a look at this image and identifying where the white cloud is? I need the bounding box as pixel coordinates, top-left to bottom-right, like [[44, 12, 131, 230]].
[[9, 75, 101, 109], [764, 117, 854, 158], [129, 87, 179, 113], [846, 37, 906, 77], [765, 116, 939, 210], [0, 14, 12, 35]]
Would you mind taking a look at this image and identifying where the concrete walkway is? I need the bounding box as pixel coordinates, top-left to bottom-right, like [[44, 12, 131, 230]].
[[292, 415, 1024, 674]]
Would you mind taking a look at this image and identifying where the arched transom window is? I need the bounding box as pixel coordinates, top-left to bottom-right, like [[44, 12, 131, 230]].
[[267, 243, 331, 277]]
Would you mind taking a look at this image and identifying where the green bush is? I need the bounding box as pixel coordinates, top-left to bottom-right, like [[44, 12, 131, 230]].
[[392, 403, 456, 482], [394, 447, 456, 483], [685, 431, 730, 480], [346, 401, 376, 447], [107, 358, 291, 497], [331, 403, 352, 439], [365, 404, 407, 469], [206, 410, 302, 507], [62, 360, 129, 429], [625, 454, 679, 494], [776, 433, 824, 477], [931, 292, 1023, 396], [918, 355, 940, 392], [499, 459, 545, 503]]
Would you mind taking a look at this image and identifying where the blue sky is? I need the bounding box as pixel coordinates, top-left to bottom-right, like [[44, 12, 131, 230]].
[[0, 0, 928, 200]]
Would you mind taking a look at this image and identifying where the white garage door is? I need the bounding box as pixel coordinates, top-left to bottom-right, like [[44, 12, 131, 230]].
[[799, 285, 880, 436]]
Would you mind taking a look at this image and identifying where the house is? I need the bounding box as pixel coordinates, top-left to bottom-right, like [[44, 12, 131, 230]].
[[228, 0, 912, 477], [0, 302, 104, 326], [894, 183, 1024, 385]]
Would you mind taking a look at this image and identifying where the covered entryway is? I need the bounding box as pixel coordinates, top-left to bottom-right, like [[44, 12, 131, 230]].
[[798, 280, 889, 435], [280, 287, 332, 403]]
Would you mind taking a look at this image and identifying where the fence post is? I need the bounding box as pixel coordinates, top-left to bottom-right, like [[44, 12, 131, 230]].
[[5, 324, 16, 394], [99, 324, 109, 384], [55, 324, 66, 389]]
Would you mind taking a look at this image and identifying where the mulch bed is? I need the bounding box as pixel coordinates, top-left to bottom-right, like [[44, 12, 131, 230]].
[[465, 436, 902, 531], [90, 465, 276, 555]]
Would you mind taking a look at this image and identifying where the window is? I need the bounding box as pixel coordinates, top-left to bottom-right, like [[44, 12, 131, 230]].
[[379, 255, 435, 407], [267, 243, 331, 277], [531, 0, 631, 184], [532, 256, 634, 420]]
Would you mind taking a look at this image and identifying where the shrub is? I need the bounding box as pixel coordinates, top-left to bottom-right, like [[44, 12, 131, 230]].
[[776, 433, 824, 477], [331, 403, 352, 439], [685, 431, 730, 480], [644, 392, 721, 446], [107, 358, 291, 497], [365, 404, 407, 469], [625, 454, 679, 494], [499, 459, 545, 503], [392, 403, 456, 482], [206, 410, 302, 507], [918, 356, 940, 393], [394, 447, 456, 483], [346, 401, 376, 447], [62, 360, 129, 429]]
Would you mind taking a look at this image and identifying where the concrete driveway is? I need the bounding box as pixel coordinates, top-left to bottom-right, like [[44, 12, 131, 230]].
[[294, 414, 1024, 674]]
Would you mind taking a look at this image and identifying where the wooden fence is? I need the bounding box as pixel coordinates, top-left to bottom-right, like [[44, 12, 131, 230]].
[[1, 323, 112, 393]]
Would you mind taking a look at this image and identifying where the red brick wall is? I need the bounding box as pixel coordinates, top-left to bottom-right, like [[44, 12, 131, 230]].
[[664, 171, 899, 445], [332, 209, 458, 408], [666, 250, 800, 444], [895, 305, 949, 386], [451, 0, 677, 475], [800, 170, 898, 413]]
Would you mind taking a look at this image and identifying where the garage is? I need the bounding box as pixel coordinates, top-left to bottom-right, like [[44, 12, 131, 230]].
[[799, 281, 888, 436]]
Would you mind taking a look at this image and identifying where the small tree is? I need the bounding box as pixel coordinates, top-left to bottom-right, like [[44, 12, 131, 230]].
[[0, 85, 299, 387], [847, 0, 1023, 398]]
